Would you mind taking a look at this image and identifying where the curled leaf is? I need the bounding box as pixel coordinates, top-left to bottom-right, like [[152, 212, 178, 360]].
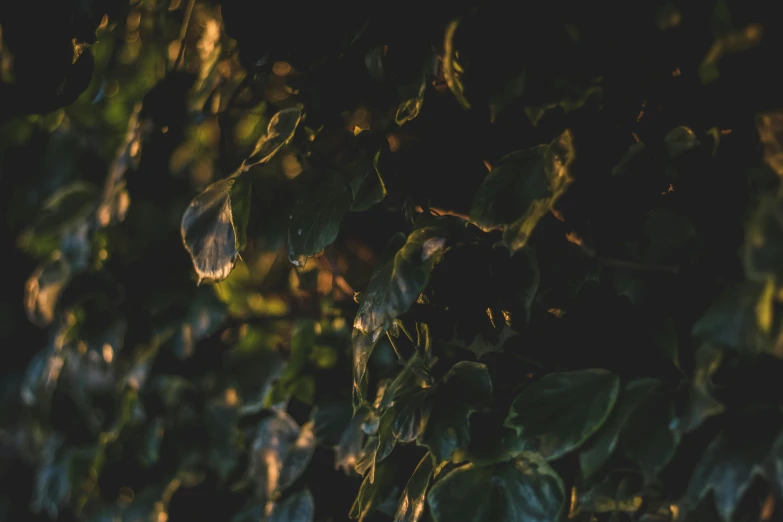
[[245, 106, 303, 168]]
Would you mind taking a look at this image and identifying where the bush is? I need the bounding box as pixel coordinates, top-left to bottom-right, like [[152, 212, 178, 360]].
[[2, 1, 783, 521]]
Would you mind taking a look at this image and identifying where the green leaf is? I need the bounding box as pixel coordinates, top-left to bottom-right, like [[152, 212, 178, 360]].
[[249, 411, 315, 504], [691, 282, 764, 352], [685, 418, 780, 522], [427, 452, 565, 522], [393, 452, 435, 522], [354, 218, 463, 336], [664, 126, 700, 158], [506, 369, 620, 460], [18, 181, 99, 257], [269, 488, 315, 522], [244, 106, 303, 168], [577, 469, 645, 515], [267, 319, 316, 406], [442, 19, 470, 110], [396, 77, 427, 126], [621, 388, 680, 477], [350, 458, 398, 522], [287, 170, 352, 264], [464, 412, 528, 466], [350, 150, 387, 212], [580, 379, 662, 479], [181, 178, 245, 284], [421, 362, 493, 462], [470, 130, 575, 251]]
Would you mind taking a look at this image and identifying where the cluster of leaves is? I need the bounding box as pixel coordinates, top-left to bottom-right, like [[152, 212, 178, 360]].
[[4, 1, 783, 522]]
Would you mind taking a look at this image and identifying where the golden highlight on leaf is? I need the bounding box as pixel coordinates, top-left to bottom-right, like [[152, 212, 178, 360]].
[[442, 19, 470, 110], [757, 112, 783, 176]]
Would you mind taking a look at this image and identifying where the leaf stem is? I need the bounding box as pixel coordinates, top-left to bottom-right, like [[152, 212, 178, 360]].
[[386, 331, 405, 364]]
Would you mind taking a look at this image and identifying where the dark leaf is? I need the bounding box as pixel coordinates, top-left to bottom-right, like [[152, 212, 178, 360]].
[[470, 130, 575, 251], [580, 379, 662, 479], [621, 389, 680, 477], [506, 369, 620, 460], [671, 345, 724, 435], [427, 452, 565, 522], [269, 489, 315, 522], [287, 170, 352, 263], [691, 282, 764, 352], [350, 151, 387, 213], [245, 106, 303, 168]]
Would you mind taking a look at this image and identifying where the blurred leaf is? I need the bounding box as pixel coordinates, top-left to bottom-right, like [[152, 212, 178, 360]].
[[621, 388, 680, 477], [269, 488, 315, 522], [267, 319, 316, 406], [24, 253, 71, 327], [470, 130, 575, 251], [757, 112, 783, 176], [691, 282, 763, 352], [506, 369, 620, 460], [427, 452, 565, 522]]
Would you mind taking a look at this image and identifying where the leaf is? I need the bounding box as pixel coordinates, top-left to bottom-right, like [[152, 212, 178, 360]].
[[249, 411, 316, 503], [464, 411, 528, 466], [245, 106, 303, 168], [24, 253, 71, 327], [181, 178, 244, 284], [312, 399, 354, 448], [394, 452, 435, 522], [664, 126, 700, 158], [578, 469, 645, 515], [350, 458, 398, 522], [267, 319, 316, 406], [685, 417, 780, 522], [287, 170, 352, 263], [506, 369, 620, 460], [621, 388, 680, 477], [350, 150, 387, 212], [470, 130, 575, 251], [18, 181, 99, 257], [698, 24, 763, 84], [443, 19, 470, 110], [490, 71, 526, 123], [671, 344, 725, 435], [354, 218, 463, 336], [421, 362, 493, 462], [352, 329, 380, 408], [580, 379, 662, 479], [427, 452, 565, 522], [691, 282, 764, 352], [756, 112, 783, 176], [269, 488, 315, 522]]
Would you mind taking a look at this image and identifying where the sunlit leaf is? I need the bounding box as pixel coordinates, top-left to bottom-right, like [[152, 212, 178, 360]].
[[181, 178, 244, 284], [24, 253, 71, 327], [396, 77, 426, 126], [393, 452, 434, 522], [350, 458, 398, 522], [470, 130, 575, 251], [442, 19, 470, 110], [245, 106, 303, 168], [427, 452, 565, 522], [506, 369, 620, 460]]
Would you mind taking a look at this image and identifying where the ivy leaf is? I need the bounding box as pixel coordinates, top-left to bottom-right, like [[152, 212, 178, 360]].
[[393, 452, 435, 522], [684, 417, 780, 522], [427, 452, 565, 522], [580, 379, 662, 479], [470, 130, 575, 252], [244, 106, 303, 168], [506, 369, 620, 460], [621, 388, 680, 477], [421, 362, 493, 462], [287, 170, 352, 264], [350, 458, 398, 522], [249, 411, 316, 504], [181, 178, 245, 284], [24, 253, 71, 327], [269, 488, 315, 522]]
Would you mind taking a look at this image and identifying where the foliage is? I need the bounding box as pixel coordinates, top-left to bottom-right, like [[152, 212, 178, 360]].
[[2, 1, 783, 522]]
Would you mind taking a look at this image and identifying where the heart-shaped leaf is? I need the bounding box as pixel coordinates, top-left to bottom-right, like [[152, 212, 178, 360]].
[[506, 369, 620, 460], [427, 452, 565, 522]]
